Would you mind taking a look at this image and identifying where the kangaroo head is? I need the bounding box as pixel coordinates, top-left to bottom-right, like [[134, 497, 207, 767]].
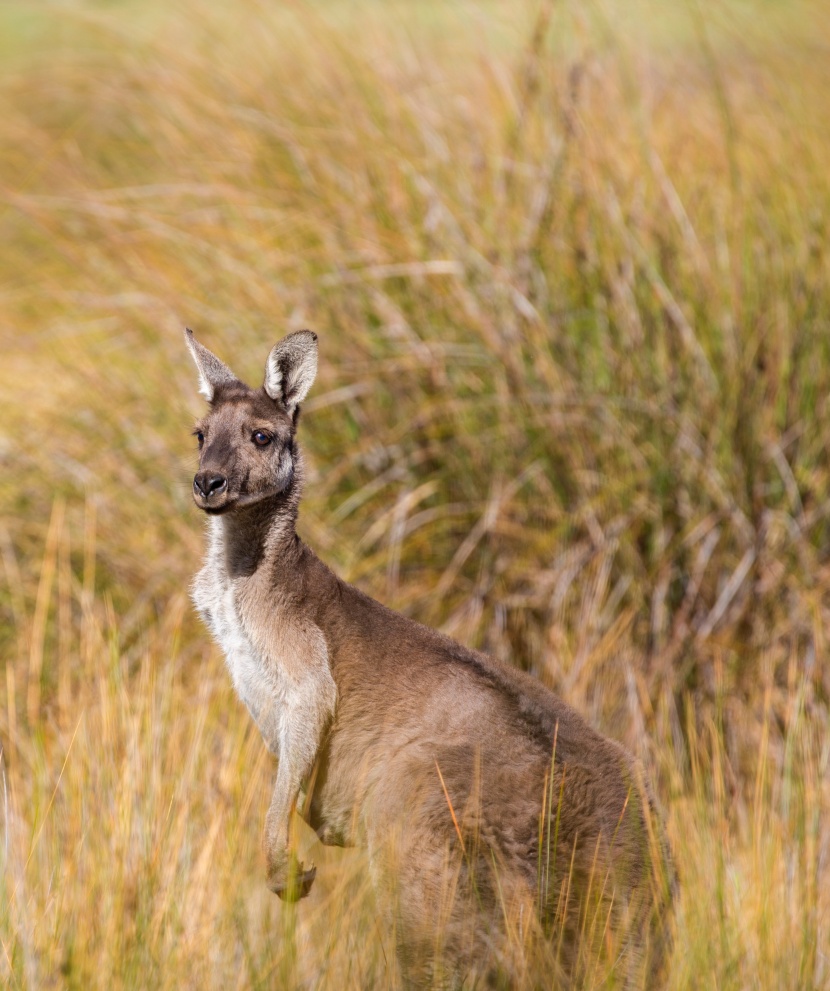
[[184, 328, 318, 514]]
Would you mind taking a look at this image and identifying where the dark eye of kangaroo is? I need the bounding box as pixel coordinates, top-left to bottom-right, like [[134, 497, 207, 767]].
[[194, 430, 204, 448], [252, 430, 271, 447]]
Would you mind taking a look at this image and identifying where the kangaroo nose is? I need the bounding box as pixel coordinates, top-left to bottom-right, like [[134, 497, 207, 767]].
[[193, 472, 228, 500]]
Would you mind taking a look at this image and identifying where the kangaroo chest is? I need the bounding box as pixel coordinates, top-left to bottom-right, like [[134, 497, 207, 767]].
[[191, 517, 338, 788], [191, 531, 290, 756]]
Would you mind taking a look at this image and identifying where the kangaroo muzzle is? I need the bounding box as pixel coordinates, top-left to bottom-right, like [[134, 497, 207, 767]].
[[193, 471, 229, 509]]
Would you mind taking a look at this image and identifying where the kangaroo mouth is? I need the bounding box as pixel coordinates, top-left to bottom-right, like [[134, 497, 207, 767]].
[[202, 502, 236, 515], [193, 492, 236, 514], [192, 488, 286, 515]]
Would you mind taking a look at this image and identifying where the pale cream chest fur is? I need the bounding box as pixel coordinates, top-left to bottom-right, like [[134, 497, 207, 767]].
[[191, 519, 337, 766]]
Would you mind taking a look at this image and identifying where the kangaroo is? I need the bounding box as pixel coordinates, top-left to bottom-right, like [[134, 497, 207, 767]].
[[184, 328, 674, 988]]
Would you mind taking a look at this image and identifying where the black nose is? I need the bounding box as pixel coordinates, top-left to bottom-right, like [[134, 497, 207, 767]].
[[193, 472, 228, 499]]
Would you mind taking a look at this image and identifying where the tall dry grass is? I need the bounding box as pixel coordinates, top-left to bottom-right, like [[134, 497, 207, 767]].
[[0, 0, 828, 987]]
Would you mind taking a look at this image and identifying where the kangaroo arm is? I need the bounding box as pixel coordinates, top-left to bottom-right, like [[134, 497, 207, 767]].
[[260, 627, 337, 899]]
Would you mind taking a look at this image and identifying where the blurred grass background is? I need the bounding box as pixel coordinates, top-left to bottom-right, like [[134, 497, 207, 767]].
[[0, 0, 828, 987]]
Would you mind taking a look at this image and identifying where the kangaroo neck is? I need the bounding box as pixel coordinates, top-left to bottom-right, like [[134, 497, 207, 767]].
[[219, 478, 301, 580]]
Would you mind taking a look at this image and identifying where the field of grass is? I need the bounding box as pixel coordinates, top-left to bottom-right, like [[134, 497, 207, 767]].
[[0, 0, 829, 986]]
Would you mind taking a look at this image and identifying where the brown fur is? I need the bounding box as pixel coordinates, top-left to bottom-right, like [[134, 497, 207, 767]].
[[185, 329, 674, 988]]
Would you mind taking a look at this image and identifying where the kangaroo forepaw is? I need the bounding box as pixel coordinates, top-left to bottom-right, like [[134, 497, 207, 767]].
[[267, 854, 317, 902]]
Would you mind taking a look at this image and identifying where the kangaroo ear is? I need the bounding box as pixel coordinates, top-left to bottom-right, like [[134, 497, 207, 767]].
[[184, 328, 239, 401], [264, 330, 318, 414]]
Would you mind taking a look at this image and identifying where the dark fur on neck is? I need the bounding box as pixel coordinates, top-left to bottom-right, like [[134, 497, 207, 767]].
[[221, 448, 304, 578]]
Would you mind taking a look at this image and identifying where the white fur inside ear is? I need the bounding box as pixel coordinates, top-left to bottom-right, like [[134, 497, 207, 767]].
[[264, 331, 318, 413], [184, 328, 239, 401], [195, 370, 214, 401]]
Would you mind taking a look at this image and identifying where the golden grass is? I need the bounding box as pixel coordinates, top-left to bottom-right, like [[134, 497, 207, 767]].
[[1, 0, 829, 986]]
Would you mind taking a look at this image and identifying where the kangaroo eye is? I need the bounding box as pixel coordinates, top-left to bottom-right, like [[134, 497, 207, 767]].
[[252, 430, 271, 447], [194, 430, 204, 448]]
